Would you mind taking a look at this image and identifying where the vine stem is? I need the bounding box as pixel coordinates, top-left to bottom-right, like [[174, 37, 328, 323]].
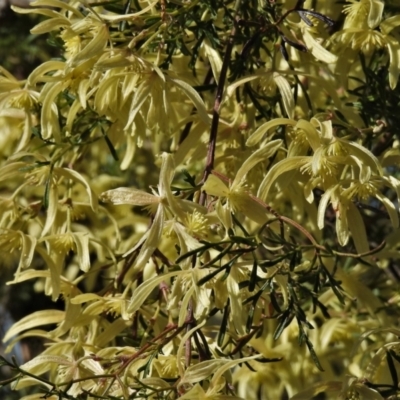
[[199, 0, 242, 206]]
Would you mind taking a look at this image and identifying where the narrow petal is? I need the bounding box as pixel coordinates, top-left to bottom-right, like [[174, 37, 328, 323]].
[[376, 192, 399, 228], [100, 187, 159, 206], [257, 157, 308, 201], [336, 203, 350, 246], [55, 167, 98, 211], [246, 118, 295, 147], [347, 202, 369, 254], [70, 24, 109, 67], [387, 37, 400, 90], [126, 205, 164, 273], [203, 39, 222, 83], [232, 139, 282, 188], [317, 186, 336, 229], [41, 183, 58, 237], [368, 0, 384, 29], [302, 29, 338, 64], [273, 73, 294, 119], [3, 310, 64, 343], [127, 268, 184, 314], [74, 232, 91, 272], [203, 174, 230, 198], [168, 77, 211, 125]]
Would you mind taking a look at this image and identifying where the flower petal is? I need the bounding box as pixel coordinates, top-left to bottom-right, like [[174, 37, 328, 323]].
[[126, 205, 164, 272], [246, 118, 296, 147], [273, 73, 294, 119], [203, 174, 230, 198], [100, 187, 159, 206], [232, 139, 282, 188], [302, 29, 338, 64], [257, 157, 308, 201]]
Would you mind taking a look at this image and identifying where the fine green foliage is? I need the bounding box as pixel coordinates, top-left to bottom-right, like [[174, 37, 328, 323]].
[[1, 0, 400, 399]]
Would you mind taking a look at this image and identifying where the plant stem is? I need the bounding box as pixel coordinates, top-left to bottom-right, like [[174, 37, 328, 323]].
[[200, 0, 242, 205]]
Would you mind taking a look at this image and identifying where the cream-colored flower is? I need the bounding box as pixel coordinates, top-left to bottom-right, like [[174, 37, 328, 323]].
[[332, 0, 400, 88], [100, 153, 188, 273], [203, 139, 282, 228], [0, 229, 37, 274]]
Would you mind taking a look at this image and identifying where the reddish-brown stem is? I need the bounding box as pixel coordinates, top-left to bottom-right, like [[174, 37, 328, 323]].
[[199, 17, 240, 206]]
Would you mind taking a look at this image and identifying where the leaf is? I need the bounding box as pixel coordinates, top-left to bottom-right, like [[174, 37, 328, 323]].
[[22, 354, 71, 370], [125, 78, 151, 129], [342, 139, 383, 175], [70, 293, 102, 304], [336, 203, 350, 246], [376, 192, 399, 228], [40, 81, 62, 140], [296, 119, 320, 152], [124, 204, 164, 271], [0, 162, 27, 182], [386, 350, 398, 387], [317, 186, 336, 229], [18, 233, 37, 271], [160, 153, 186, 221], [11, 5, 67, 20], [3, 310, 65, 342], [176, 320, 207, 377], [4, 330, 57, 354], [209, 354, 262, 388]]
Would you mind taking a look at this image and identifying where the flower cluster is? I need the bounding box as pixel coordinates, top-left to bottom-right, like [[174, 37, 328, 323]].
[[1, 0, 400, 399]]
